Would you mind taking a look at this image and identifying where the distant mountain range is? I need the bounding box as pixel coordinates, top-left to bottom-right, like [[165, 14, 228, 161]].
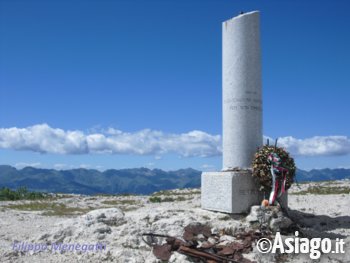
[[295, 168, 350, 182], [0, 165, 201, 195], [0, 165, 349, 195]]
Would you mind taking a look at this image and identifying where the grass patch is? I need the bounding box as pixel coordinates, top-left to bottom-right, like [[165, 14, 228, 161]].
[[53, 194, 76, 199], [93, 193, 137, 197], [149, 189, 199, 203], [101, 199, 143, 212], [152, 189, 200, 196], [149, 196, 187, 203], [219, 215, 231, 221], [0, 187, 49, 201], [85, 197, 98, 201], [6, 202, 92, 216], [122, 206, 144, 212], [101, 199, 140, 206], [202, 215, 210, 220], [297, 180, 341, 185], [149, 196, 165, 203], [292, 186, 350, 195]]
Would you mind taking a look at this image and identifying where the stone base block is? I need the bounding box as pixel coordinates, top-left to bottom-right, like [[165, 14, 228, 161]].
[[201, 171, 288, 214]]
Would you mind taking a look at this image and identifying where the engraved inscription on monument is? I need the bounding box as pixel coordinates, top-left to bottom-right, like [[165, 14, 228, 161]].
[[224, 93, 262, 112]]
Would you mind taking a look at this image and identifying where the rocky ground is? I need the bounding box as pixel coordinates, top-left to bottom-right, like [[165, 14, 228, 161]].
[[0, 180, 349, 262]]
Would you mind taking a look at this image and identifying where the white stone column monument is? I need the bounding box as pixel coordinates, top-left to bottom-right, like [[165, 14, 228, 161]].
[[201, 11, 264, 213], [222, 11, 262, 170]]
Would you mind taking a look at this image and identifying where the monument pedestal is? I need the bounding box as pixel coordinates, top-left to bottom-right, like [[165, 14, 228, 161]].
[[201, 171, 263, 213], [201, 171, 288, 214]]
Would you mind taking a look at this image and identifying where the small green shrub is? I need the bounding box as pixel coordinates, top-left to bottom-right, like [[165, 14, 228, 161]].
[[149, 196, 162, 203], [102, 199, 139, 206], [149, 196, 188, 203], [0, 187, 47, 201]]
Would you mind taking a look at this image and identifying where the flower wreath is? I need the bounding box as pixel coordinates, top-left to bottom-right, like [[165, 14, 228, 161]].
[[252, 144, 296, 204]]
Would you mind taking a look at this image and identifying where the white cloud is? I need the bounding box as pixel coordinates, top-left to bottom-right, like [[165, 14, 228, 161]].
[[0, 124, 221, 157], [1, 124, 349, 158], [278, 136, 350, 156], [0, 124, 87, 154]]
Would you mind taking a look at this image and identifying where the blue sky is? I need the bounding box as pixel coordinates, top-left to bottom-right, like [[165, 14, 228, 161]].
[[1, 0, 350, 171]]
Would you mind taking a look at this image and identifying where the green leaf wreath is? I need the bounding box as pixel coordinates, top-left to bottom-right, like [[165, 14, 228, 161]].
[[252, 144, 296, 192]]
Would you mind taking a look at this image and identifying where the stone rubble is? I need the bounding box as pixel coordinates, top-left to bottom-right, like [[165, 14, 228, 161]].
[[0, 182, 349, 262]]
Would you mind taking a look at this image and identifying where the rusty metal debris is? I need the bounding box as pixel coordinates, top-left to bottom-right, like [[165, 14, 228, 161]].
[[183, 223, 212, 242], [142, 223, 271, 263], [152, 244, 172, 261]]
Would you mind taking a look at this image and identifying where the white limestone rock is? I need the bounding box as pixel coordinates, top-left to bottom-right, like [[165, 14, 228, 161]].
[[246, 205, 261, 223], [247, 205, 293, 232], [84, 208, 125, 227]]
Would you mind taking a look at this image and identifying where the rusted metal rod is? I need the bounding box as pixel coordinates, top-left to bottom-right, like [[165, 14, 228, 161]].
[[178, 246, 238, 263]]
